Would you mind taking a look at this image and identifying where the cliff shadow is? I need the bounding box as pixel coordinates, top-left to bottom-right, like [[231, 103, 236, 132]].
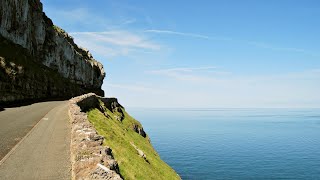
[[0, 96, 71, 111], [0, 101, 38, 110]]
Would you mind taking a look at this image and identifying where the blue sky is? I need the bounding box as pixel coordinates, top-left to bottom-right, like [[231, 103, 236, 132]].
[[42, 0, 320, 108]]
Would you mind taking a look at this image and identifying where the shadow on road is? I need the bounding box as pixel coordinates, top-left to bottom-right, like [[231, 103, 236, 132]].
[[0, 97, 70, 112]]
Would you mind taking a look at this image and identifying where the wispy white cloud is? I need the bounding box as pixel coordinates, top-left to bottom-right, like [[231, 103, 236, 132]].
[[145, 29, 232, 41], [146, 29, 320, 57], [121, 18, 137, 25], [44, 5, 145, 31], [73, 38, 127, 57], [270, 68, 320, 80], [150, 66, 218, 73], [247, 41, 320, 57], [51, 8, 92, 22], [148, 66, 231, 82], [106, 83, 152, 92], [148, 66, 320, 88], [71, 31, 161, 50], [105, 83, 166, 94], [105, 68, 320, 108], [44, 7, 113, 29], [144, 68, 320, 108], [70, 31, 162, 58]]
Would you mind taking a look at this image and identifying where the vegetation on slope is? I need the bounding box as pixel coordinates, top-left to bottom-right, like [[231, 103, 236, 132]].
[[87, 101, 180, 180]]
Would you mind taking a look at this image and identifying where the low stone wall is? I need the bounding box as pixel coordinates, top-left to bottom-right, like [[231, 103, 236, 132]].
[[68, 93, 122, 180]]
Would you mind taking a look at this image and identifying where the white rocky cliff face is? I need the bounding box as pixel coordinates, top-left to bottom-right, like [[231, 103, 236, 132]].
[[0, 0, 105, 103], [0, 0, 105, 90]]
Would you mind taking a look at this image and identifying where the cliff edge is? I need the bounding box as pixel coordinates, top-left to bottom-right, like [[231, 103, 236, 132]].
[[0, 0, 105, 104], [69, 94, 180, 180]]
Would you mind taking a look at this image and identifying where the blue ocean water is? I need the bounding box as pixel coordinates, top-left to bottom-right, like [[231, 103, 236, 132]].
[[128, 108, 320, 180]]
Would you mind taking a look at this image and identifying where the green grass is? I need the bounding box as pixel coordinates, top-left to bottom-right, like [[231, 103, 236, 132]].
[[87, 106, 180, 180]]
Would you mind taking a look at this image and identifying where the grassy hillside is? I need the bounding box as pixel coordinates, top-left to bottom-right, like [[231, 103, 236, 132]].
[[87, 101, 180, 180]]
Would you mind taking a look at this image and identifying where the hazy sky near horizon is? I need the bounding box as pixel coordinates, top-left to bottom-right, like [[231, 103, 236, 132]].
[[42, 0, 320, 108]]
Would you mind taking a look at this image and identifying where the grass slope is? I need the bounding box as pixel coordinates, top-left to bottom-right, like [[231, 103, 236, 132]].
[[87, 107, 180, 180]]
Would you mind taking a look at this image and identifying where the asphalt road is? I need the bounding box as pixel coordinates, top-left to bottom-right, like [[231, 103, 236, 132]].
[[0, 101, 71, 179]]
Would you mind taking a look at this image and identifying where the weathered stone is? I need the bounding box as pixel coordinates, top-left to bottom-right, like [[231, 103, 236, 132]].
[[0, 0, 105, 104], [130, 142, 147, 161], [91, 164, 122, 180], [137, 149, 147, 159], [101, 147, 113, 156], [107, 160, 119, 172], [132, 124, 147, 138], [90, 134, 104, 141], [69, 94, 123, 180], [100, 98, 125, 121]]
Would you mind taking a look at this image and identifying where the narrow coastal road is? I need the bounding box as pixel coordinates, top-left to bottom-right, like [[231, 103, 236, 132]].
[[0, 101, 64, 159], [0, 101, 71, 179]]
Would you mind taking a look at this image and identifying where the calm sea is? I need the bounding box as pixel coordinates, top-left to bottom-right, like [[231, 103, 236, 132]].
[[128, 108, 320, 180]]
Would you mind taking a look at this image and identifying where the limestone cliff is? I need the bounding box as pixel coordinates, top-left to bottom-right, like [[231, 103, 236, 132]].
[[0, 0, 105, 104]]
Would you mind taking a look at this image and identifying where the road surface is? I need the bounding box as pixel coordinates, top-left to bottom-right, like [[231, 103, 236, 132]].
[[0, 101, 71, 179]]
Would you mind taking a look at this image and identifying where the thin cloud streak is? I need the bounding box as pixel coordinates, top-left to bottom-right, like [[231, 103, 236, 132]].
[[247, 41, 320, 57], [148, 66, 231, 82], [150, 66, 218, 73], [146, 29, 319, 57], [146, 68, 320, 108], [106, 83, 166, 94], [148, 66, 320, 84], [122, 18, 136, 25], [70, 31, 161, 50], [70, 30, 162, 58], [145, 29, 232, 41]]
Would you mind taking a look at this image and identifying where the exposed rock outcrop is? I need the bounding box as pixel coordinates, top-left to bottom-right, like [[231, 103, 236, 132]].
[[132, 124, 147, 138], [0, 0, 105, 104], [99, 98, 147, 138], [130, 142, 148, 162], [101, 98, 125, 121]]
